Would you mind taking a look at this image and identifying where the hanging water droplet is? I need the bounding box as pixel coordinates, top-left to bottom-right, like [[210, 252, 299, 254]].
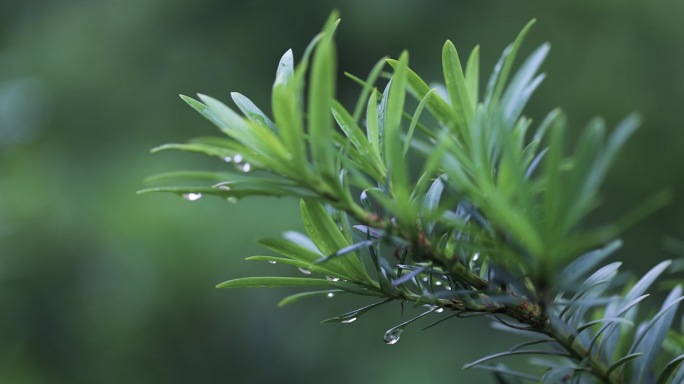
[[435, 308, 444, 313], [326, 276, 340, 282], [267, 260, 277, 265], [233, 154, 243, 163], [435, 281, 443, 286], [298, 268, 311, 275], [182, 192, 202, 201], [224, 156, 232, 163], [226, 197, 238, 204], [445, 285, 452, 290], [239, 163, 252, 172], [326, 292, 334, 298], [341, 317, 357, 324], [472, 253, 480, 262], [383, 327, 403, 345], [422, 277, 429, 282]]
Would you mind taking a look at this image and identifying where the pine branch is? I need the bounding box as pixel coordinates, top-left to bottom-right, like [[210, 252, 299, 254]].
[[142, 11, 683, 384]]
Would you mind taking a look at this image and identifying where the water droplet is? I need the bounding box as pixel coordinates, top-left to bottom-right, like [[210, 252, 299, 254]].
[[326, 276, 340, 282], [445, 285, 452, 290], [267, 260, 277, 265], [182, 192, 202, 201], [326, 292, 334, 298], [233, 154, 243, 163], [435, 308, 444, 313], [435, 281, 443, 286], [224, 156, 232, 163], [298, 268, 311, 275], [472, 253, 480, 262], [217, 185, 231, 191], [383, 327, 403, 345], [239, 163, 251, 172], [226, 197, 238, 204], [341, 317, 356, 324], [422, 277, 429, 282]]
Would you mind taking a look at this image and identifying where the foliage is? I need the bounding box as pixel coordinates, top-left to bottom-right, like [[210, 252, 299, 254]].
[[141, 11, 683, 383]]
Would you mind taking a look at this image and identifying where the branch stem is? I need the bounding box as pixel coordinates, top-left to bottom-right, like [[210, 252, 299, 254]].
[[544, 325, 622, 384]]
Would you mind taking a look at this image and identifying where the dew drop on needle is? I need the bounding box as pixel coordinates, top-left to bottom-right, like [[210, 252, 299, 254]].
[[182, 193, 202, 201], [383, 327, 403, 345]]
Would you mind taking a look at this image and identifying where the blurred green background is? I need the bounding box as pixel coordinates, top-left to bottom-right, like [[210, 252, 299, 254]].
[[1, 1, 683, 383]]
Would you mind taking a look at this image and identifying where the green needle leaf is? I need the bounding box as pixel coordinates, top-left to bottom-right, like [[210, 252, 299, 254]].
[[278, 290, 341, 307], [604, 352, 643, 377], [300, 199, 372, 283], [231, 92, 276, 132], [442, 40, 472, 135], [464, 45, 480, 108], [216, 277, 332, 288], [656, 355, 684, 384], [308, 12, 338, 179], [487, 19, 536, 104], [464, 350, 567, 370]]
